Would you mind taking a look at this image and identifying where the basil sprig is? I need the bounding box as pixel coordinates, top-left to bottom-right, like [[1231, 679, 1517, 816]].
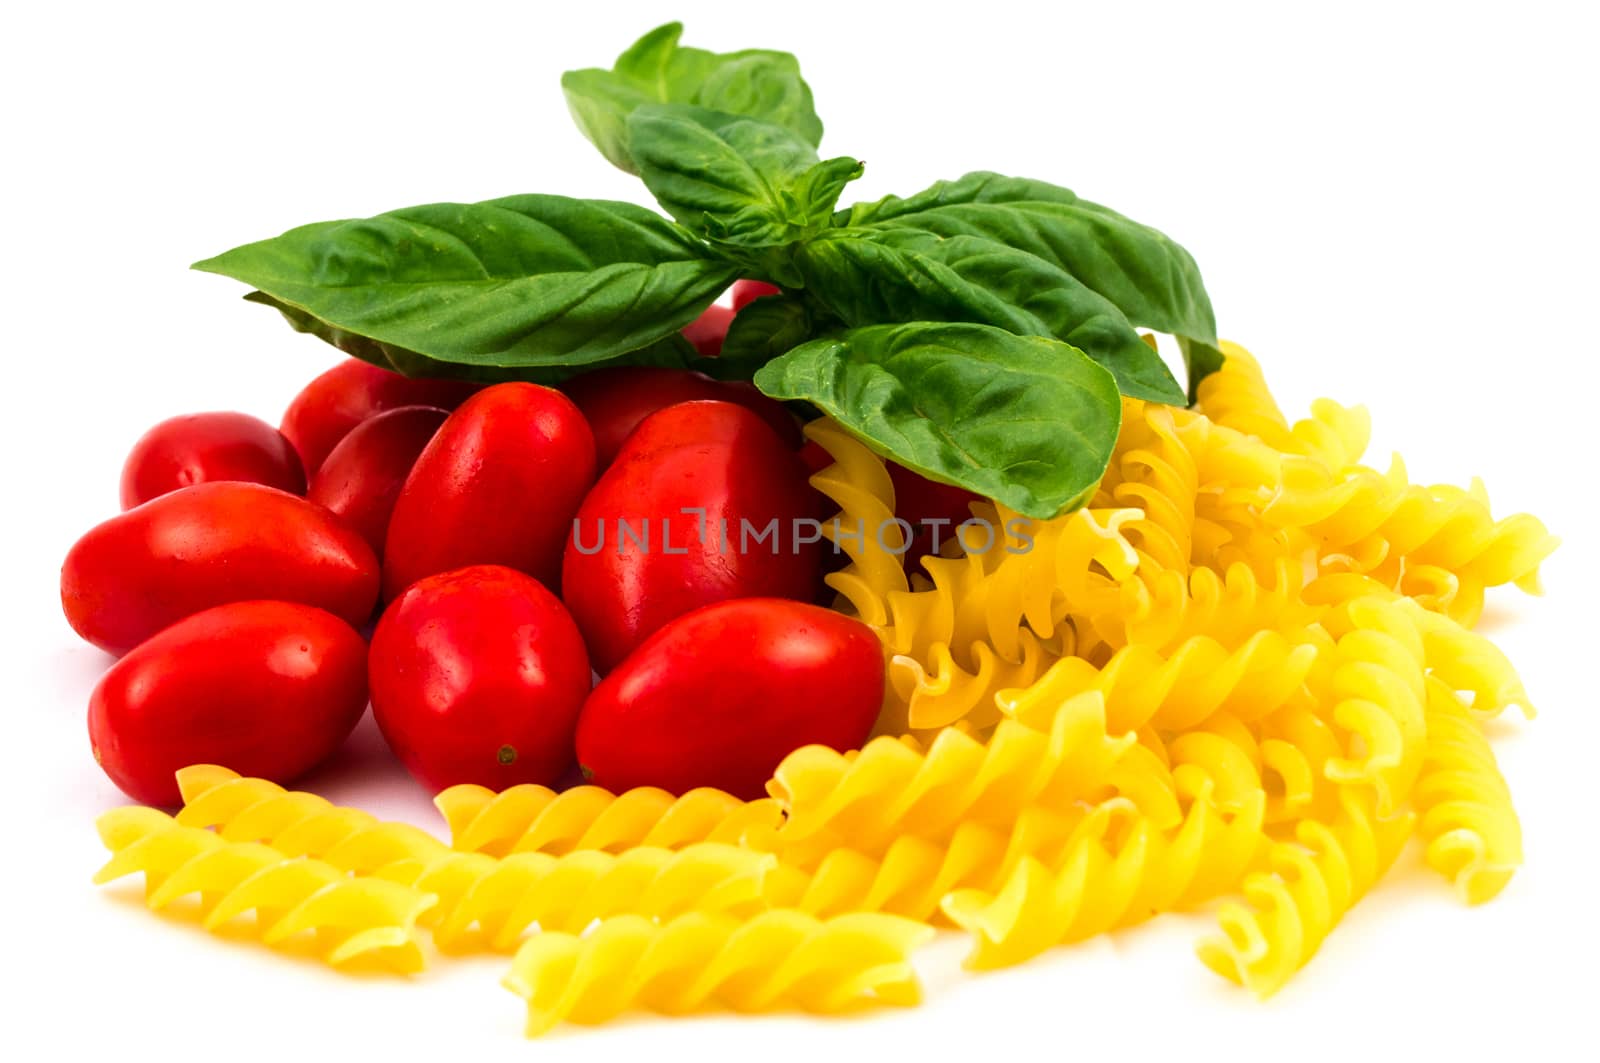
[[194, 22, 1221, 518]]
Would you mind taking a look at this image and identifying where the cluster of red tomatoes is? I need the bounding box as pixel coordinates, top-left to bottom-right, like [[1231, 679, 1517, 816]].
[[61, 282, 980, 808]]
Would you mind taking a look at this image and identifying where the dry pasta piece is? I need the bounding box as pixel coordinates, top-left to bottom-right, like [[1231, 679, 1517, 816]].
[[374, 844, 776, 950], [175, 765, 450, 867], [94, 806, 436, 972], [759, 805, 1084, 923], [435, 782, 782, 857], [767, 691, 1179, 859], [943, 784, 1266, 969], [1196, 786, 1415, 998], [502, 910, 932, 1035], [1414, 677, 1523, 904]]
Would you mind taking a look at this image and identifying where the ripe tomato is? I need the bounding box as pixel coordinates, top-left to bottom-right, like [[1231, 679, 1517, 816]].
[[382, 383, 595, 599], [562, 400, 821, 673], [120, 411, 306, 508], [682, 303, 735, 357], [281, 359, 477, 474], [88, 600, 368, 806], [887, 463, 983, 566], [61, 482, 380, 655], [370, 565, 591, 791], [576, 599, 883, 799], [308, 405, 448, 558], [563, 366, 798, 468], [730, 279, 782, 312]]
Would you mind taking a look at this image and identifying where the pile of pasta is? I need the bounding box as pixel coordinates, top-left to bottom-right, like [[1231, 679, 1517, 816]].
[[93, 344, 1555, 1034]]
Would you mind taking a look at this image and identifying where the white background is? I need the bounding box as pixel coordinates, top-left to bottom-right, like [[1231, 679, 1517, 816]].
[[5, 1, 1597, 1059]]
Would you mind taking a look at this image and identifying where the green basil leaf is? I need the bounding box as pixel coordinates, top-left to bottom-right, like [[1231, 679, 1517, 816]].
[[563, 22, 822, 174], [754, 322, 1121, 518], [842, 171, 1217, 389], [710, 292, 819, 373], [194, 195, 738, 369], [794, 229, 1184, 405], [1178, 336, 1225, 403], [627, 104, 859, 252], [244, 291, 699, 384]]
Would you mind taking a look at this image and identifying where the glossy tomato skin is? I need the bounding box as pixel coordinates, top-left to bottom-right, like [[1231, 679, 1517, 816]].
[[576, 599, 883, 799], [562, 400, 821, 673], [61, 482, 380, 655], [369, 565, 592, 792], [382, 383, 596, 600], [730, 279, 782, 312], [682, 303, 735, 357], [88, 601, 369, 806], [564, 367, 727, 468], [887, 463, 983, 566], [281, 359, 478, 475], [308, 405, 448, 559], [120, 411, 306, 509], [563, 366, 798, 467]]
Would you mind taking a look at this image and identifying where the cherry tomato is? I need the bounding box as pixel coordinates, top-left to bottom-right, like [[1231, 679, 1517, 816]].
[[730, 279, 782, 312], [120, 411, 306, 509], [281, 359, 478, 474], [370, 565, 591, 791], [887, 463, 983, 566], [61, 482, 380, 655], [382, 383, 595, 600], [682, 303, 735, 357], [562, 400, 821, 673], [308, 406, 448, 559], [576, 598, 883, 798], [88, 600, 368, 806], [563, 366, 798, 468]]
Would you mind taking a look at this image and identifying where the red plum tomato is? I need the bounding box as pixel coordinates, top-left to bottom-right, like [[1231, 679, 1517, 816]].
[[281, 359, 477, 474], [382, 383, 595, 599], [369, 565, 592, 791], [576, 599, 884, 799], [308, 405, 449, 559], [887, 463, 983, 567], [563, 366, 797, 468], [120, 411, 306, 508], [88, 600, 369, 806], [61, 482, 380, 655], [562, 400, 821, 673], [730, 280, 782, 312], [682, 303, 735, 357]]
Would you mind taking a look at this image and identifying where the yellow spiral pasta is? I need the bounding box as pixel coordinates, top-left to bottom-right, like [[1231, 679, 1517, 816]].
[[434, 782, 783, 857], [375, 844, 777, 950], [944, 785, 1267, 968], [767, 691, 1179, 859], [1414, 677, 1523, 904], [1195, 787, 1415, 998], [502, 910, 932, 1035], [94, 806, 437, 972]]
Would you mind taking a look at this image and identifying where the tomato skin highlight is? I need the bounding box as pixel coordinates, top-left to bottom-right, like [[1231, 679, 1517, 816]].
[[308, 405, 448, 559], [381, 383, 596, 600], [61, 482, 380, 656], [369, 565, 592, 792], [280, 359, 477, 475], [682, 303, 735, 357], [88, 600, 369, 807], [561, 400, 822, 673], [730, 279, 782, 312], [563, 366, 798, 468], [120, 411, 306, 508], [576, 599, 883, 799]]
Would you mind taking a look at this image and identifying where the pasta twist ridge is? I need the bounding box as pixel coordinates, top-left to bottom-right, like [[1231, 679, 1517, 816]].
[[502, 910, 933, 1035], [1414, 677, 1523, 904], [435, 782, 782, 857], [94, 807, 437, 972]]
